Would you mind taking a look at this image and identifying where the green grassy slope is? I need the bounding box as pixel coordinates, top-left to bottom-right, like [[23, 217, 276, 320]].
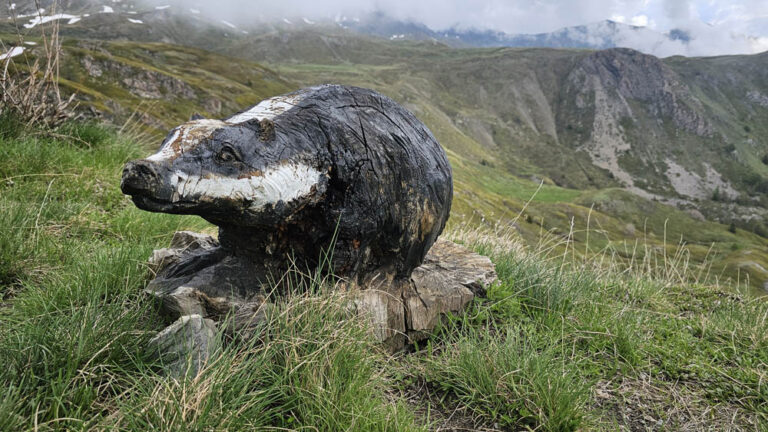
[[266, 60, 768, 293], [0, 121, 765, 430], [50, 38, 293, 134], [227, 31, 768, 185], [229, 31, 768, 238], [10, 19, 768, 209], [4, 34, 766, 291]]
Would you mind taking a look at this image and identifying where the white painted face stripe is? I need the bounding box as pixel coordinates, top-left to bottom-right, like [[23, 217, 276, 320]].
[[227, 91, 309, 124], [146, 129, 180, 162], [170, 162, 321, 210], [185, 119, 229, 129], [145, 120, 228, 163]]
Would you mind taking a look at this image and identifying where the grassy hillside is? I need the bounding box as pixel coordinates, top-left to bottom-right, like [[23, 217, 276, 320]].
[[52, 38, 293, 134], [26, 19, 768, 206], [6, 10, 768, 215], [1, 34, 763, 291], [264, 58, 768, 294], [0, 119, 766, 430], [225, 30, 768, 236]]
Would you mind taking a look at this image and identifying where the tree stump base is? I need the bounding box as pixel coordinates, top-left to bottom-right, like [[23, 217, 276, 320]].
[[145, 231, 497, 353]]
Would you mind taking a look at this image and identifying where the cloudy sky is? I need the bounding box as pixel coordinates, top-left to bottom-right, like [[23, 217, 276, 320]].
[[151, 0, 768, 56], [150, 0, 768, 56]]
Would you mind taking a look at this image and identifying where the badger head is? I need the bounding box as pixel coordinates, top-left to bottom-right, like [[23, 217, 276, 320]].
[[120, 118, 326, 226]]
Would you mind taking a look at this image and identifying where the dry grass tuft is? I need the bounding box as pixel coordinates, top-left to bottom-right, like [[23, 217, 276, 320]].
[[0, 0, 77, 129]]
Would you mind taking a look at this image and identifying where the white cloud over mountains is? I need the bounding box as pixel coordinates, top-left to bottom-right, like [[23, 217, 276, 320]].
[[140, 0, 768, 56]]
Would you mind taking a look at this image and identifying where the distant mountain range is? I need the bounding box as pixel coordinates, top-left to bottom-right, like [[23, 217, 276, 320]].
[[0, 2, 714, 57], [337, 12, 686, 52]]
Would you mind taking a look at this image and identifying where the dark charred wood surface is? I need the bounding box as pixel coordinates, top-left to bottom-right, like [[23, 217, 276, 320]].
[[123, 85, 453, 293]]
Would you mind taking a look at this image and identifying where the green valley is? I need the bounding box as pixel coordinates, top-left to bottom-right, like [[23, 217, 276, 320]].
[[6, 30, 765, 292]]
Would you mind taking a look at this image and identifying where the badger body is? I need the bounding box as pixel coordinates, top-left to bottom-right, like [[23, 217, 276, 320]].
[[121, 85, 452, 290]]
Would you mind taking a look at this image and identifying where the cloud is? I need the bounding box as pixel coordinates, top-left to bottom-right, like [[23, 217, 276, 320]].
[[135, 0, 768, 56], [138, 0, 648, 33], [662, 0, 692, 20], [629, 14, 649, 27]]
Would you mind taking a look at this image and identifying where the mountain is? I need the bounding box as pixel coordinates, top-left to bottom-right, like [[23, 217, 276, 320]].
[[340, 15, 675, 51], [219, 27, 768, 212], [2, 5, 768, 291], [0, 3, 703, 54]]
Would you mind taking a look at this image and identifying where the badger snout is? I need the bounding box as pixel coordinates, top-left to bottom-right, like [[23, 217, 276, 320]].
[[121, 160, 161, 196]]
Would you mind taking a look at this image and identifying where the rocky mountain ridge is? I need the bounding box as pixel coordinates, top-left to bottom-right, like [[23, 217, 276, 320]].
[[219, 30, 768, 231]]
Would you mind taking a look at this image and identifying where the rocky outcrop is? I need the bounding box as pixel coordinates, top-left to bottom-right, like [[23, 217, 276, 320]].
[[747, 90, 768, 108], [81, 55, 103, 78], [557, 48, 722, 195], [80, 54, 196, 99], [567, 48, 713, 137], [121, 70, 196, 99]]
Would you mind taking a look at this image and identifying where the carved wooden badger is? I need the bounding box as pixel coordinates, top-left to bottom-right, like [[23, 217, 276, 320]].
[[121, 85, 452, 293]]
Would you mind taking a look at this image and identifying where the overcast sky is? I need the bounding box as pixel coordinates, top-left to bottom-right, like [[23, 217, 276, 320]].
[[148, 0, 768, 56]]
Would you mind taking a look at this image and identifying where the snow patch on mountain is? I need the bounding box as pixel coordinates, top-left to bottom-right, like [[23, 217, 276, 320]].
[[23, 14, 80, 28], [0, 46, 24, 61]]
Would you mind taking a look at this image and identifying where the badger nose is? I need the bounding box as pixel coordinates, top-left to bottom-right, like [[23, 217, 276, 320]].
[[121, 160, 160, 196]]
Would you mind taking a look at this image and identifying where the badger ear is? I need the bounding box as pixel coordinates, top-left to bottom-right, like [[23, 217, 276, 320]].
[[241, 117, 262, 132], [190, 112, 206, 121], [241, 118, 276, 141]]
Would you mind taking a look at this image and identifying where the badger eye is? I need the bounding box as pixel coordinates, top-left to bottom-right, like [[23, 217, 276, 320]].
[[217, 145, 240, 163]]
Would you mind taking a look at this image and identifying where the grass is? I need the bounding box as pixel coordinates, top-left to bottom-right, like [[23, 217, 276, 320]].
[[0, 116, 766, 430], [0, 34, 294, 138], [0, 114, 420, 431], [414, 326, 589, 431], [403, 227, 768, 430], [106, 291, 420, 431]]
